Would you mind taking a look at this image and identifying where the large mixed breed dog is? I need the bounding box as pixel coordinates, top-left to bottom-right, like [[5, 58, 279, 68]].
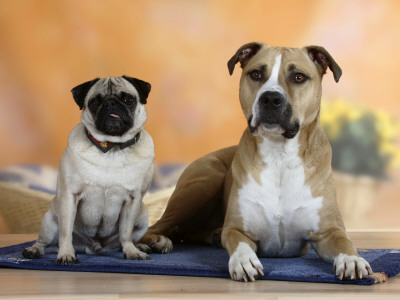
[[22, 76, 154, 264], [141, 42, 375, 282]]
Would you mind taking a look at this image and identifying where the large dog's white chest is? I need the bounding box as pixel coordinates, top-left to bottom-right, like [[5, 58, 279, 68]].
[[237, 135, 323, 257]]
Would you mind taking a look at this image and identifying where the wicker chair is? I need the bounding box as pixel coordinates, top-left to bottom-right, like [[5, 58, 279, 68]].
[[0, 182, 173, 233]]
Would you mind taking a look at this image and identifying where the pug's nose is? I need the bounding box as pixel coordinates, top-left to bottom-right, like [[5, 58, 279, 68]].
[[103, 98, 118, 109]]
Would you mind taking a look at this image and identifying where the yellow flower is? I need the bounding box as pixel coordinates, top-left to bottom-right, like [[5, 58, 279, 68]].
[[321, 98, 364, 140], [320, 98, 400, 172], [375, 110, 400, 143], [391, 151, 400, 169]]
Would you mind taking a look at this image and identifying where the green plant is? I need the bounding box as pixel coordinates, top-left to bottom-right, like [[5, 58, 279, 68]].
[[320, 99, 400, 179]]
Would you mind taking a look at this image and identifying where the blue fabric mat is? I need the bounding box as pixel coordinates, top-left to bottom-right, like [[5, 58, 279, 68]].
[[1, 241, 399, 285]]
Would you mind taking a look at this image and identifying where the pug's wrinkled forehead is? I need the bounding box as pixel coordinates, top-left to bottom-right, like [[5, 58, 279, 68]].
[[72, 75, 151, 110], [86, 77, 139, 101]]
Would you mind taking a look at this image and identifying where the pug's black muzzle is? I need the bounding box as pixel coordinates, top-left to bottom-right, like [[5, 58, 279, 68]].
[[95, 97, 133, 136]]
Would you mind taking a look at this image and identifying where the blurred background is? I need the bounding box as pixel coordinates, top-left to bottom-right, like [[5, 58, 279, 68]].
[[0, 0, 399, 232]]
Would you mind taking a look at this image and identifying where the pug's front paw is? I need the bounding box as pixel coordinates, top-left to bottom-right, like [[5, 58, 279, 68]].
[[56, 253, 78, 265]]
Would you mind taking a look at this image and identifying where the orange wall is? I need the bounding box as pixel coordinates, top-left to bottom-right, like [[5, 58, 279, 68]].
[[0, 0, 400, 167]]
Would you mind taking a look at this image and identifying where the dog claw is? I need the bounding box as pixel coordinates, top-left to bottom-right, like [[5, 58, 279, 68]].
[[233, 272, 237, 281], [351, 271, 355, 280], [22, 248, 42, 259], [334, 254, 372, 280], [339, 271, 344, 280], [123, 250, 150, 260], [56, 255, 78, 265], [135, 243, 152, 254], [145, 235, 173, 254]]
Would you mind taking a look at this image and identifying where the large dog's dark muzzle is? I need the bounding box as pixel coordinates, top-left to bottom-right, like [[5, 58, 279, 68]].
[[251, 91, 300, 139]]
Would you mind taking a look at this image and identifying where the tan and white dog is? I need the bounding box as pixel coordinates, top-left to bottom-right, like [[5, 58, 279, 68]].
[[141, 42, 375, 282]]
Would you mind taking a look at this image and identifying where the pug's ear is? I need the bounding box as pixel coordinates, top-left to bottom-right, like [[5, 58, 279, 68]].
[[227, 42, 265, 75], [122, 76, 151, 104], [71, 78, 100, 110], [304, 46, 342, 82]]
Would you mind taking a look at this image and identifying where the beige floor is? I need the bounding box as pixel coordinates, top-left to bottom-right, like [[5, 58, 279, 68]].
[[343, 172, 400, 230]]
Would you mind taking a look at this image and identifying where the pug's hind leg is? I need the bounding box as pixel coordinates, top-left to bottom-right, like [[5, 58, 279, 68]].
[[120, 196, 150, 260], [22, 209, 59, 259]]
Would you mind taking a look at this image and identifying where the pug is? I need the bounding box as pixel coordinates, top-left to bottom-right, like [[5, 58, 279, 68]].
[[22, 76, 154, 264]]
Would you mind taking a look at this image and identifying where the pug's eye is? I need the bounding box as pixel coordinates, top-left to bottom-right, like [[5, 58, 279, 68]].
[[292, 73, 308, 84], [122, 95, 136, 106], [249, 70, 264, 81], [89, 98, 101, 110]]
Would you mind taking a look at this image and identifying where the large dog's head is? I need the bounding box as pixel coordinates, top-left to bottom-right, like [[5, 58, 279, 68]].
[[71, 76, 151, 143], [228, 42, 341, 139]]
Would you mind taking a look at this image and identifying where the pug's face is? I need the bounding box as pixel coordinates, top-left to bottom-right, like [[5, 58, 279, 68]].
[[71, 76, 151, 142]]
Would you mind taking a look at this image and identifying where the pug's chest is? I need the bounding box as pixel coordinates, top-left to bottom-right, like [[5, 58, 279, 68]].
[[68, 150, 152, 237], [74, 185, 131, 237], [75, 149, 152, 190]]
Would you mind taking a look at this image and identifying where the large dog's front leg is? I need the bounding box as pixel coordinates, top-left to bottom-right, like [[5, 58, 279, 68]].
[[311, 227, 373, 280], [119, 193, 150, 260], [221, 227, 264, 282]]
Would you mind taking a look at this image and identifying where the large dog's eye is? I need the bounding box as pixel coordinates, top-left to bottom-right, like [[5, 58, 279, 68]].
[[292, 72, 308, 84], [249, 70, 264, 81]]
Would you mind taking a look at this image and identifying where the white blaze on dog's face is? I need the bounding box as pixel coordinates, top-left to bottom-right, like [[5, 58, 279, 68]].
[[228, 43, 342, 139], [71, 76, 151, 143]]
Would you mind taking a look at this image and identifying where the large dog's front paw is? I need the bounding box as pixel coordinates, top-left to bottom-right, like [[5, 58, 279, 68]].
[[135, 243, 152, 254], [229, 242, 264, 282], [334, 254, 372, 280], [145, 234, 173, 254], [22, 246, 44, 259], [123, 249, 150, 260], [56, 253, 79, 265]]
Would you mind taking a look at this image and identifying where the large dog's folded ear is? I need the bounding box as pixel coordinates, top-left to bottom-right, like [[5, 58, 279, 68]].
[[304, 46, 342, 82], [122, 76, 151, 104], [227, 42, 264, 75], [71, 78, 100, 110]]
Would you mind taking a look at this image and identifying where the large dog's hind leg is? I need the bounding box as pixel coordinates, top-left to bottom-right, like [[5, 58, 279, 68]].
[[141, 146, 237, 253]]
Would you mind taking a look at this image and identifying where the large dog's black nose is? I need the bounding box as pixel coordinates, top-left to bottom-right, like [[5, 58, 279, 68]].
[[259, 91, 285, 110]]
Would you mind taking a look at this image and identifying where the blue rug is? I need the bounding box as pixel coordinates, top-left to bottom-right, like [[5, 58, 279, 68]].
[[0, 241, 399, 285]]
